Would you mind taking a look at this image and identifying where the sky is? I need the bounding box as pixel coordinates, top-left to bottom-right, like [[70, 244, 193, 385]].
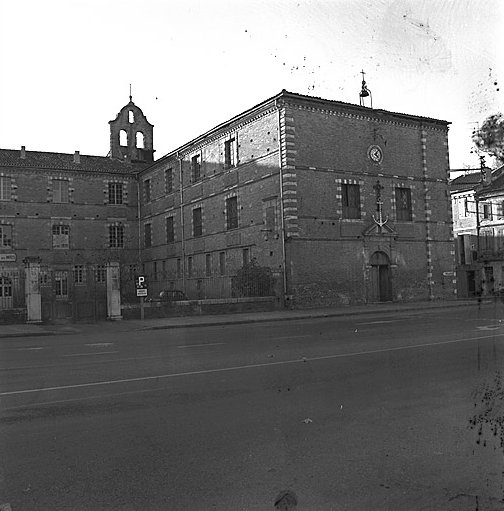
[[0, 0, 502, 170]]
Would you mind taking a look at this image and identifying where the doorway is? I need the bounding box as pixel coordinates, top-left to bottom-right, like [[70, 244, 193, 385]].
[[370, 251, 392, 302]]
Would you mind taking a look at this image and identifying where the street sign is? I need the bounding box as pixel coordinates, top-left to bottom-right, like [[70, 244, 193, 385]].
[[136, 288, 148, 297]]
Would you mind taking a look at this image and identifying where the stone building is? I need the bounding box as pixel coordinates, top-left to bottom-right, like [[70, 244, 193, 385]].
[[0, 89, 456, 322], [451, 165, 504, 297], [138, 90, 456, 306]]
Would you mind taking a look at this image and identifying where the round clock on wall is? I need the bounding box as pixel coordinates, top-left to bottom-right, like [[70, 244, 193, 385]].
[[368, 145, 383, 163]]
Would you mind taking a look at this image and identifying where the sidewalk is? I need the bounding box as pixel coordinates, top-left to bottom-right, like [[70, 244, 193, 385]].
[[0, 299, 478, 339]]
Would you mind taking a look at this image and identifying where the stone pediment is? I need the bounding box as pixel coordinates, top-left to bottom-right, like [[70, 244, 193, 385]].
[[363, 221, 397, 237]]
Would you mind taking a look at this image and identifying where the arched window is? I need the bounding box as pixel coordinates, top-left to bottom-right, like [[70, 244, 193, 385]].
[[119, 130, 127, 146], [129, 110, 134, 123], [136, 131, 145, 149]]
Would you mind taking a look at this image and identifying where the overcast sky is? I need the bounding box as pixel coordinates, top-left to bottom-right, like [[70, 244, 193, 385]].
[[0, 0, 502, 169]]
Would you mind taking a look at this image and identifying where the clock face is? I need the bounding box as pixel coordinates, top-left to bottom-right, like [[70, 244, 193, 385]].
[[368, 145, 383, 163]]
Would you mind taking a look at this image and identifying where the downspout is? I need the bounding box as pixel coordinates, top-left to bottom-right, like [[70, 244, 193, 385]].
[[178, 155, 186, 294], [275, 99, 288, 305]]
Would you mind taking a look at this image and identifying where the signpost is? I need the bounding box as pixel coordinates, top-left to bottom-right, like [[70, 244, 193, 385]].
[[136, 276, 147, 319]]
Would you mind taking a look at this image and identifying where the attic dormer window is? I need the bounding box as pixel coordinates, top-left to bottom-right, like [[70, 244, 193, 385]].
[[129, 111, 134, 123]]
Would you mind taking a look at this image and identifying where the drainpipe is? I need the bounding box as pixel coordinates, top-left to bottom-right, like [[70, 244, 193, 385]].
[[178, 155, 186, 294], [275, 99, 288, 305]]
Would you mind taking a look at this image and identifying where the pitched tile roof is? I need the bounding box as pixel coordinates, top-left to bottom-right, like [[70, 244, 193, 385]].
[[449, 171, 482, 193], [0, 148, 146, 174]]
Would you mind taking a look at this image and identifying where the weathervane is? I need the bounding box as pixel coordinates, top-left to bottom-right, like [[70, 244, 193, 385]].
[[372, 180, 388, 227], [359, 70, 373, 108]]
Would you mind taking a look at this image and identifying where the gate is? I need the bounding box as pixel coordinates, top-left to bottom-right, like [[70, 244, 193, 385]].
[[40, 265, 108, 322]]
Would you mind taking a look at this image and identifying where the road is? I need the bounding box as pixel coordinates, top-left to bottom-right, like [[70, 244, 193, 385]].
[[1, 304, 504, 510]]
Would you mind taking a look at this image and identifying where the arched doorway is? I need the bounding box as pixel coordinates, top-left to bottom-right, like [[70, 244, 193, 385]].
[[370, 251, 392, 302]]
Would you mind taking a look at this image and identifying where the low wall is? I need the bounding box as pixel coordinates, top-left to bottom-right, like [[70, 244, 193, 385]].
[[121, 296, 279, 320]]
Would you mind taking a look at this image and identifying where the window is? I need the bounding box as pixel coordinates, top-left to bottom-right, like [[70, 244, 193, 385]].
[[108, 182, 123, 205], [483, 203, 492, 220], [52, 225, 69, 249], [165, 168, 173, 194], [166, 217, 174, 243], [0, 225, 12, 248], [136, 132, 144, 149], [53, 179, 69, 203], [55, 271, 68, 298], [73, 265, 85, 284], [263, 198, 278, 231], [224, 138, 236, 168], [219, 251, 226, 275], [145, 223, 152, 248], [205, 253, 212, 276], [153, 261, 158, 281], [177, 258, 182, 278], [95, 265, 107, 283], [0, 176, 11, 201], [342, 183, 361, 219], [226, 196, 238, 230], [129, 110, 134, 123], [242, 248, 250, 266], [193, 207, 202, 237], [144, 179, 151, 202], [188, 256, 193, 278], [395, 187, 412, 221], [109, 224, 124, 248], [191, 154, 201, 182]]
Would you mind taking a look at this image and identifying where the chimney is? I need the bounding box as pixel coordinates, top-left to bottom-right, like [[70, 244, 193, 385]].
[[20, 146, 26, 159], [74, 150, 80, 164]]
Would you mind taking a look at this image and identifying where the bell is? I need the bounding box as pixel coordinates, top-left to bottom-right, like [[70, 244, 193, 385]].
[[360, 88, 370, 98]]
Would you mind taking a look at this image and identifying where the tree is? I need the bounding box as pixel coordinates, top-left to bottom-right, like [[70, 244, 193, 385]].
[[233, 260, 274, 297], [472, 113, 504, 164]]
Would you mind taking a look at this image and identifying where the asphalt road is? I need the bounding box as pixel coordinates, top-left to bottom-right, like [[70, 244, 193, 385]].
[[1, 304, 504, 510]]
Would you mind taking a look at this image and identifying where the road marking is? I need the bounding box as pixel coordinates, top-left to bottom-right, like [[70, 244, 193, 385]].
[[177, 342, 225, 348], [272, 335, 312, 340], [62, 351, 119, 357], [476, 325, 502, 331], [85, 342, 114, 347], [357, 320, 400, 325], [1, 333, 501, 398], [17, 347, 45, 351]]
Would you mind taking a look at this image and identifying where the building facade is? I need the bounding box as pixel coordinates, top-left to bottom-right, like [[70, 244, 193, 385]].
[[0, 99, 152, 321], [0, 90, 456, 322], [138, 90, 456, 306]]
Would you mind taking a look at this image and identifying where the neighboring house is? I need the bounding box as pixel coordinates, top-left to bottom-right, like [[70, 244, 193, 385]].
[[0, 89, 456, 322], [450, 165, 504, 297]]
